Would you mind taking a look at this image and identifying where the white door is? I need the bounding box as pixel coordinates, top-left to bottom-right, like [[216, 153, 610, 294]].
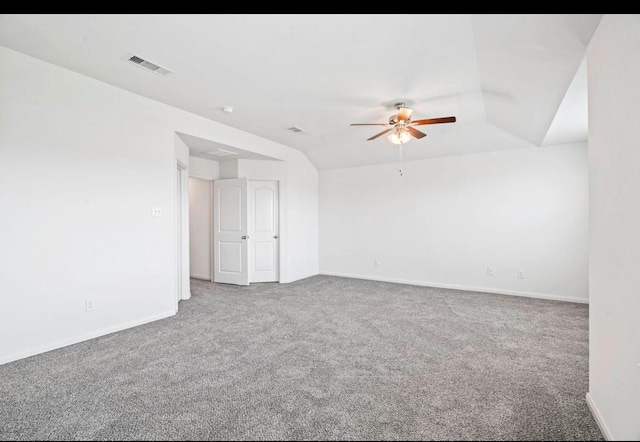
[[248, 180, 279, 283], [213, 178, 249, 285]]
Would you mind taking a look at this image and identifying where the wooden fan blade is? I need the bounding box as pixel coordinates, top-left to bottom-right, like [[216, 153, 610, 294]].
[[411, 116, 456, 126], [350, 123, 388, 126], [397, 107, 413, 122], [367, 128, 393, 141], [407, 126, 427, 139]]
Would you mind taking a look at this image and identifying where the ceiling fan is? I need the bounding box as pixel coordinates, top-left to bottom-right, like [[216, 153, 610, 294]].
[[350, 102, 456, 144]]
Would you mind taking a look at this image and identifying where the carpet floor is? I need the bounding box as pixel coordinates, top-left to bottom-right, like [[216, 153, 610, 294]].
[[0, 275, 603, 441]]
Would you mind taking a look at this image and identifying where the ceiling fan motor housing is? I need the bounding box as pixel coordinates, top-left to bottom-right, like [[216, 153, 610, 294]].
[[349, 101, 455, 141], [388, 102, 409, 124]]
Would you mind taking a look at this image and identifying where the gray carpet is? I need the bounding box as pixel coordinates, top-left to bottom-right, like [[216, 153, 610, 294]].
[[0, 275, 602, 441]]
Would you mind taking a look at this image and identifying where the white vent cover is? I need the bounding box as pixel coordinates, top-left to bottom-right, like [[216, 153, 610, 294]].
[[204, 149, 237, 157], [123, 53, 172, 76]]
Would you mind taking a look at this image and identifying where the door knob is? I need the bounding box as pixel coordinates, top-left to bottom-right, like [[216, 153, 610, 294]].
[[273, 235, 278, 239], [242, 235, 248, 239]]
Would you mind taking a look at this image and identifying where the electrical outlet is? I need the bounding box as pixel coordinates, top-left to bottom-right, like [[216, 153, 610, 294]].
[[152, 206, 162, 217], [374, 258, 380, 268], [86, 299, 95, 312], [518, 269, 525, 279], [487, 267, 493, 276]]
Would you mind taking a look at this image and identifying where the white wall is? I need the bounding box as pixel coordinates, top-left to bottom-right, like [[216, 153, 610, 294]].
[[175, 135, 191, 302], [0, 46, 319, 364], [237, 159, 286, 179], [0, 47, 177, 363], [189, 156, 219, 180], [285, 159, 319, 283], [219, 159, 239, 179], [188, 177, 212, 280], [320, 143, 589, 303], [586, 14, 640, 441]]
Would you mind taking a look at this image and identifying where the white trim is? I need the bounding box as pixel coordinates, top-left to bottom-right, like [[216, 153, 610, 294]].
[[320, 272, 589, 304], [276, 176, 287, 284], [176, 160, 191, 304], [586, 392, 613, 441], [0, 310, 176, 366], [280, 271, 319, 284], [189, 172, 217, 180], [210, 179, 215, 283]]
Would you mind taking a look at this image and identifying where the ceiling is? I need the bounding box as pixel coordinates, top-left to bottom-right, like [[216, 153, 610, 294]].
[[0, 14, 602, 170], [178, 132, 282, 162]]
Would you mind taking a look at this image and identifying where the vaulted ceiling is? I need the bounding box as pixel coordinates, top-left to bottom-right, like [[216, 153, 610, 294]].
[[0, 14, 602, 170]]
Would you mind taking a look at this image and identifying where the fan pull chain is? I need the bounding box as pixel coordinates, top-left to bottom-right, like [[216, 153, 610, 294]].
[[398, 141, 404, 176]]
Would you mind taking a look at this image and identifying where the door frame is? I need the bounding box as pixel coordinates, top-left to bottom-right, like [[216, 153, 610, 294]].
[[209, 179, 215, 283], [176, 159, 191, 311]]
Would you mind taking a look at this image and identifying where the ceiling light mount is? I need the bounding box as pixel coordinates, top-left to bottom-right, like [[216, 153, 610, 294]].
[[222, 106, 234, 113]]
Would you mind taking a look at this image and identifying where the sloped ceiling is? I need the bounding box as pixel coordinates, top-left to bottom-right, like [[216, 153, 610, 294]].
[[0, 14, 602, 170]]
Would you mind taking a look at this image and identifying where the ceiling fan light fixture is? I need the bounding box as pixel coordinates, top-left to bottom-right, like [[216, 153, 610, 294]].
[[350, 103, 455, 144], [388, 129, 412, 145]]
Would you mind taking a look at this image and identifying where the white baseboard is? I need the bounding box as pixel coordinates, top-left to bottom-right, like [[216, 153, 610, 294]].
[[189, 273, 211, 281], [320, 271, 588, 304], [0, 310, 176, 366], [280, 271, 321, 284], [586, 392, 613, 441]]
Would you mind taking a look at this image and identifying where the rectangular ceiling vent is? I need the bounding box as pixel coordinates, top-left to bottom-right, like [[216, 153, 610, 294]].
[[204, 149, 237, 157], [287, 126, 306, 134], [123, 53, 172, 76]]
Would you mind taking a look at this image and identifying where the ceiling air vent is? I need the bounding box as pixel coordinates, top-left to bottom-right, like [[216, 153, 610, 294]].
[[123, 53, 172, 77], [204, 149, 237, 157]]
